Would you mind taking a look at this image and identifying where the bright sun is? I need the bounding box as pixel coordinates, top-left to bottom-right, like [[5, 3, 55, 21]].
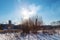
[[20, 4, 40, 20], [21, 7, 35, 20], [21, 8, 30, 20]]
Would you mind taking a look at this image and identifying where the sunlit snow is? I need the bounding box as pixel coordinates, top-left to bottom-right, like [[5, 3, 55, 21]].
[[0, 32, 60, 40]]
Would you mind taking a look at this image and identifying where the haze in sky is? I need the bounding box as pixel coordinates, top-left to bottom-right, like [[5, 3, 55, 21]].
[[0, 0, 60, 25]]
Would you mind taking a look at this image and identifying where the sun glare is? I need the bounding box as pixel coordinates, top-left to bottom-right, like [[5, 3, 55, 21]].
[[20, 4, 40, 20], [21, 8, 29, 20], [21, 7, 34, 20]]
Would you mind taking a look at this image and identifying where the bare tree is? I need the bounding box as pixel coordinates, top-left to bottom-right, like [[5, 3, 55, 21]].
[[21, 15, 43, 34]]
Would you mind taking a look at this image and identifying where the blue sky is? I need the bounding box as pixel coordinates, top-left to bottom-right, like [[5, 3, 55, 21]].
[[0, 0, 60, 24]]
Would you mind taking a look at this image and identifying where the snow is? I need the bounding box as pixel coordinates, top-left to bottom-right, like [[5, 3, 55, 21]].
[[0, 32, 60, 40]]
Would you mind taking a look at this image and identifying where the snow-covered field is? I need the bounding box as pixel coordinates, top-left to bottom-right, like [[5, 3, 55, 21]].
[[0, 32, 60, 40]]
